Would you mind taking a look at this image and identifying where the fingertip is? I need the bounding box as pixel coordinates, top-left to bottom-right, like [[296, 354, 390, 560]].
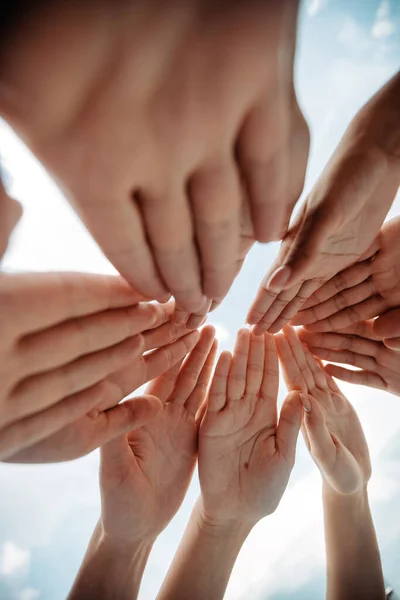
[[265, 266, 292, 293], [383, 337, 400, 350]]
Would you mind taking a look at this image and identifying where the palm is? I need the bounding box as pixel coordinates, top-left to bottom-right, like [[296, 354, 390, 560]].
[[100, 326, 216, 541], [199, 330, 301, 527], [277, 326, 371, 495]]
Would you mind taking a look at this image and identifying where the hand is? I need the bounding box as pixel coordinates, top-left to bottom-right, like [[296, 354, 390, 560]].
[[298, 321, 400, 396], [291, 217, 400, 332], [198, 328, 302, 529], [0, 0, 308, 311], [5, 305, 200, 463], [247, 72, 400, 334], [276, 326, 371, 495], [99, 326, 217, 543]]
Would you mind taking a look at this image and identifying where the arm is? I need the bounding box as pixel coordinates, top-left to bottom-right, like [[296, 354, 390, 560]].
[[68, 326, 217, 600], [158, 499, 250, 600], [277, 325, 386, 600], [159, 329, 302, 600], [323, 485, 385, 600], [68, 522, 153, 600]]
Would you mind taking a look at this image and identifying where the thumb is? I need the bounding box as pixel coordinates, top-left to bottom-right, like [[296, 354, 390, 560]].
[[300, 394, 337, 473], [276, 391, 303, 464], [98, 395, 162, 458]]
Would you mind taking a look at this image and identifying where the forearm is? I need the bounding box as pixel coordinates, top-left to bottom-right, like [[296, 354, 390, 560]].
[[323, 485, 385, 600], [157, 498, 251, 600], [68, 520, 154, 600]]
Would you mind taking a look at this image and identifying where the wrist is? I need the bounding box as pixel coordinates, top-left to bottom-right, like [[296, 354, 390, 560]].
[[97, 520, 155, 559], [194, 499, 253, 544], [322, 482, 369, 508]]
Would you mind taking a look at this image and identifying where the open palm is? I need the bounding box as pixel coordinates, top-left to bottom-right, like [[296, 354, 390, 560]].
[[277, 326, 371, 495], [99, 326, 217, 542], [199, 329, 302, 527]]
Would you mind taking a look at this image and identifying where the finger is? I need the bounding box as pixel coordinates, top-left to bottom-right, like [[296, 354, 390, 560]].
[[170, 326, 216, 405], [292, 278, 376, 326], [282, 326, 315, 391], [270, 279, 322, 333], [227, 328, 250, 403], [190, 161, 241, 300], [8, 335, 144, 425], [172, 305, 190, 325], [186, 299, 212, 330], [142, 321, 190, 352], [106, 330, 201, 406], [186, 339, 218, 416], [299, 329, 381, 357], [307, 347, 378, 371], [300, 260, 372, 310], [206, 351, 231, 412], [237, 93, 296, 243], [337, 319, 381, 340], [0, 273, 148, 336], [19, 303, 158, 378], [144, 360, 184, 402], [304, 296, 387, 333], [276, 391, 302, 464], [137, 181, 206, 313], [324, 364, 385, 391], [373, 306, 400, 339], [275, 333, 305, 393], [246, 253, 290, 325], [244, 333, 265, 397], [259, 334, 279, 423], [301, 394, 337, 473], [301, 341, 330, 391], [253, 284, 302, 335]]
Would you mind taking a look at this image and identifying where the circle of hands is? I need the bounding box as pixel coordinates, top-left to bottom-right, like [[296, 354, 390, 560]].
[[0, 5, 398, 597]]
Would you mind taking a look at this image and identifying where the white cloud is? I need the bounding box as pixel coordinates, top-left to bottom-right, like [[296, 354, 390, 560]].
[[372, 0, 395, 39], [19, 588, 41, 600], [306, 0, 326, 17], [0, 542, 30, 577]]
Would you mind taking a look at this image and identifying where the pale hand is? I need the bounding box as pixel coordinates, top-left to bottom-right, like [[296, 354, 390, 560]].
[[247, 72, 400, 335], [198, 328, 302, 528], [5, 303, 200, 463], [276, 326, 371, 495], [298, 321, 400, 397], [99, 326, 217, 542], [0, 0, 308, 312], [291, 216, 400, 332]]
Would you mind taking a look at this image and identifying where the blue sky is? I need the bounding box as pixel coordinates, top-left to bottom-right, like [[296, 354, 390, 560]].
[[0, 1, 399, 599]]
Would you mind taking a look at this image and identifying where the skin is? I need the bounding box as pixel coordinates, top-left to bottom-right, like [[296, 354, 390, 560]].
[[276, 325, 385, 600], [68, 327, 217, 600], [247, 71, 400, 335], [157, 329, 302, 600], [291, 216, 400, 333], [299, 320, 400, 396], [4, 304, 200, 462], [0, 174, 23, 260], [0, 0, 308, 313]]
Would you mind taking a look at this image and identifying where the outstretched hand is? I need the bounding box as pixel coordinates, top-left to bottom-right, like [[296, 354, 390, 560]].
[[0, 0, 308, 312], [4, 300, 200, 463], [99, 326, 217, 543], [291, 217, 400, 332], [247, 72, 400, 335], [276, 326, 371, 495], [298, 321, 400, 396], [198, 328, 302, 529]]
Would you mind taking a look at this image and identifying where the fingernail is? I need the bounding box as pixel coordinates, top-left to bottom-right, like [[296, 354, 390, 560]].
[[264, 266, 292, 292], [299, 393, 311, 413], [383, 337, 400, 350]]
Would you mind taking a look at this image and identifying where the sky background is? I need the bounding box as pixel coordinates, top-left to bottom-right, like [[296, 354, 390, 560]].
[[0, 1, 399, 599]]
